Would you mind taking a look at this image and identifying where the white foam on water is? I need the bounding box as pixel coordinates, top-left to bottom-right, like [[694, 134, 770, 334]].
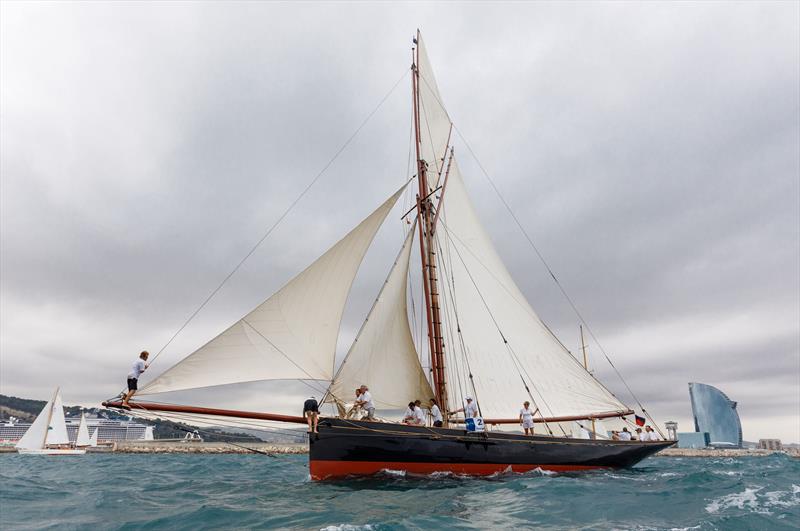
[[763, 484, 800, 509], [379, 468, 406, 478], [659, 472, 681, 477], [705, 486, 764, 514], [320, 525, 374, 531]]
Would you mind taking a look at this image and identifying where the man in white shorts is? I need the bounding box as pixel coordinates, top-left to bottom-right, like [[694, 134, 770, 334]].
[[519, 400, 536, 436]]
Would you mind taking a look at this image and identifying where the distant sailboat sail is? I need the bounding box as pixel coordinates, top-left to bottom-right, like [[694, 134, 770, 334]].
[[75, 413, 91, 447], [15, 392, 56, 451], [17, 388, 86, 455]]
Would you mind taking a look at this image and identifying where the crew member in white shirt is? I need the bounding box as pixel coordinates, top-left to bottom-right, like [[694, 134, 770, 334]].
[[412, 400, 426, 425], [122, 350, 149, 408], [519, 401, 536, 436], [356, 385, 375, 420], [619, 427, 632, 441], [644, 426, 660, 441], [402, 402, 417, 424], [448, 396, 478, 419], [429, 398, 443, 428]]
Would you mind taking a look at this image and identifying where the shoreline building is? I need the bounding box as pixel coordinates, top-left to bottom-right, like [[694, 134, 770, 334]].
[[678, 382, 743, 448], [0, 416, 154, 445]]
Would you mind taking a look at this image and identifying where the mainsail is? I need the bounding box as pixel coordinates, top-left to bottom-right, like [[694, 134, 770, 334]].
[[326, 224, 433, 411], [435, 158, 628, 420], [140, 185, 408, 397]]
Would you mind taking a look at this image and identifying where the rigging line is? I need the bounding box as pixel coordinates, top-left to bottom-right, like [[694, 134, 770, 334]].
[[120, 405, 304, 436], [124, 405, 305, 438], [440, 224, 565, 435], [323, 220, 417, 404], [449, 125, 660, 433], [434, 191, 470, 407], [434, 237, 466, 409], [438, 220, 626, 408], [239, 319, 331, 396], [145, 67, 410, 368], [434, 234, 485, 421]]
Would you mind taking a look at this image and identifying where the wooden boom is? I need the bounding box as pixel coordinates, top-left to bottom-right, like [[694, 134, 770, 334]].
[[102, 400, 307, 424], [102, 400, 631, 427]]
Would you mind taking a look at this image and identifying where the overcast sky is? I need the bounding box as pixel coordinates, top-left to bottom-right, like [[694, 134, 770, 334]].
[[2, 2, 798, 442]]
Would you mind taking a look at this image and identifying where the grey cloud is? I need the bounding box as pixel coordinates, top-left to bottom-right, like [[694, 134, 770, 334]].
[[1, 2, 797, 441]]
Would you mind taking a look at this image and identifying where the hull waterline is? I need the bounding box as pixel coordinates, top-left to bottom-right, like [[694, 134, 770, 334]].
[[16, 448, 87, 455], [309, 418, 673, 480]]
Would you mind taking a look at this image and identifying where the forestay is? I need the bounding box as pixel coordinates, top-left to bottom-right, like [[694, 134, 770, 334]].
[[326, 224, 433, 411], [436, 159, 629, 420], [140, 186, 408, 396]]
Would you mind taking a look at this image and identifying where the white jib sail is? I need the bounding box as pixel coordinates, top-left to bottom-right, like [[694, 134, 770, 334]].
[[140, 185, 408, 396], [417, 33, 452, 190], [75, 412, 91, 447], [436, 159, 629, 420], [15, 392, 55, 450], [326, 223, 433, 411], [45, 389, 70, 446], [88, 428, 98, 447]]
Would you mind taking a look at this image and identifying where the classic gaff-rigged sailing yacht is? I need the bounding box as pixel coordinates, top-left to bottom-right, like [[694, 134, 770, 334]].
[[105, 32, 673, 479], [17, 388, 86, 455]]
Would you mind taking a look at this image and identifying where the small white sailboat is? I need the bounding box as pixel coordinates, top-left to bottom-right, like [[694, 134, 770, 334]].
[[16, 388, 86, 455], [75, 412, 96, 448]]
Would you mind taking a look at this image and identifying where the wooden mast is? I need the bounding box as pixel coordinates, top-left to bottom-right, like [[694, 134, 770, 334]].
[[412, 30, 449, 422]]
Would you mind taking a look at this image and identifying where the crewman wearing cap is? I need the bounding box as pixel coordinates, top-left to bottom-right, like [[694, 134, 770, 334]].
[[448, 396, 478, 418]]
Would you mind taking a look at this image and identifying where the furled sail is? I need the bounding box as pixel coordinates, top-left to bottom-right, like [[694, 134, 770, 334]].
[[141, 185, 408, 396], [326, 224, 433, 411], [436, 159, 629, 420], [15, 392, 55, 450], [416, 32, 452, 189]]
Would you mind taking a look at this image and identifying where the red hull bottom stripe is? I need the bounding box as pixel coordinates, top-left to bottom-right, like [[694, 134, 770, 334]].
[[309, 460, 607, 480]]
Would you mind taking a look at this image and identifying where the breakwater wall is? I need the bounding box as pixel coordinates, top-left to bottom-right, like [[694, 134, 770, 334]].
[[111, 441, 308, 454], [657, 447, 799, 458]]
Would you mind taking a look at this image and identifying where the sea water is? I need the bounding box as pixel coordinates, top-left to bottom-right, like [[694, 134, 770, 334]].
[[1, 453, 798, 530]]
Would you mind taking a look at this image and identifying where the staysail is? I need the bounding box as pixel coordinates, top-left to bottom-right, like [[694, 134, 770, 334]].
[[140, 185, 408, 396], [326, 224, 433, 411], [435, 159, 629, 420]]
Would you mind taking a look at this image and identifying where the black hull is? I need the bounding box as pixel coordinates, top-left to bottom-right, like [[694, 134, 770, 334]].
[[309, 418, 673, 480]]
